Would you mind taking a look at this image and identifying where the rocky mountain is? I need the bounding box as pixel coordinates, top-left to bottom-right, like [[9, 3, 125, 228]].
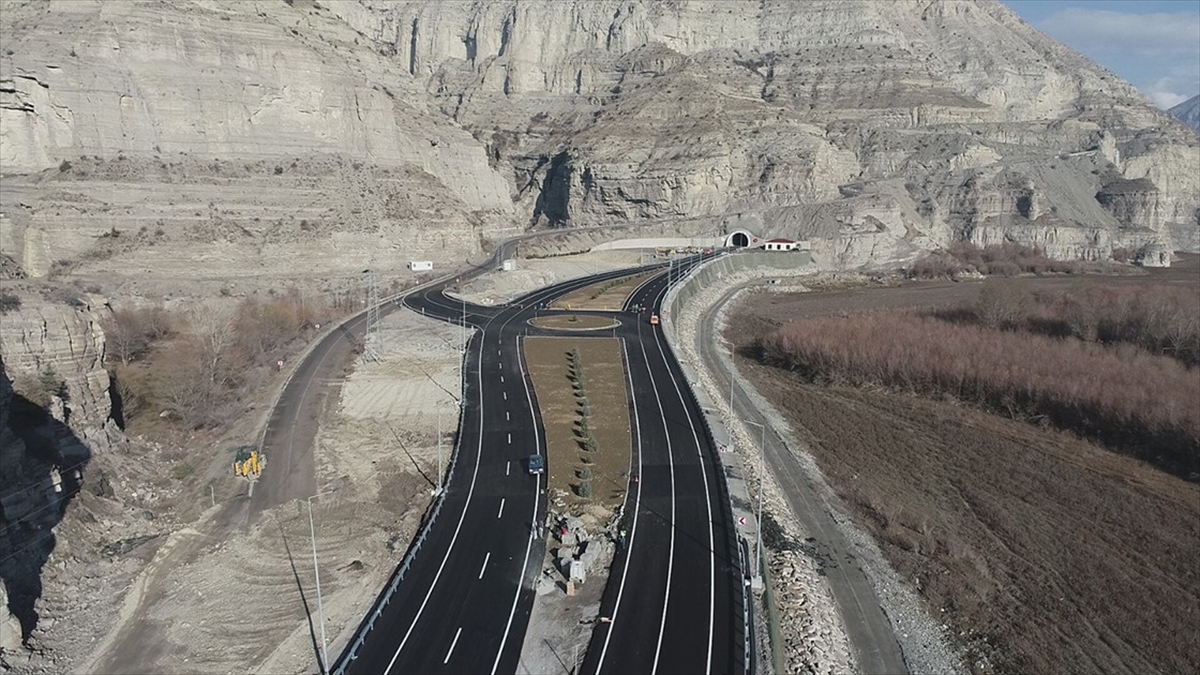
[[330, 0, 1199, 265], [1, 0, 1198, 282], [1169, 95, 1200, 132]]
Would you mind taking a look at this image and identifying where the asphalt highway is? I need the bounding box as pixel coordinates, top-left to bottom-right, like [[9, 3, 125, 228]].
[[580, 256, 745, 675], [337, 252, 746, 675]]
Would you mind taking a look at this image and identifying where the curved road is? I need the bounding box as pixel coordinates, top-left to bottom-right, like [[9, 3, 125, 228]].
[[696, 279, 908, 674], [335, 253, 746, 675]]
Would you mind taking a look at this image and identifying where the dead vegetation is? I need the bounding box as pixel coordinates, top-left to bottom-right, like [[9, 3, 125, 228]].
[[756, 310, 1200, 478], [905, 241, 1130, 279], [727, 265, 1200, 675], [105, 289, 359, 431]]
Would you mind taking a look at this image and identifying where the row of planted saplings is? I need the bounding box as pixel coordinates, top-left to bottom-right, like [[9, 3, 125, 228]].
[[569, 347, 598, 497]]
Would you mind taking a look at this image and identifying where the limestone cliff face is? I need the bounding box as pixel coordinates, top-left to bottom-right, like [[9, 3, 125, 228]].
[[330, 0, 1199, 264], [2, 0, 1197, 274], [0, 296, 122, 653], [0, 0, 515, 281]]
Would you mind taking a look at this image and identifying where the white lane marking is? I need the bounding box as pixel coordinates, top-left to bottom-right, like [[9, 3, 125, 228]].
[[501, 375, 505, 383], [507, 432, 512, 444], [497, 498, 505, 518], [506, 411, 510, 421], [444, 626, 463, 664], [506, 460, 511, 476], [594, 339, 645, 673], [503, 391, 507, 400], [639, 317, 678, 675], [653, 322, 718, 674], [479, 552, 491, 579], [383, 328, 489, 674], [489, 333, 544, 675]]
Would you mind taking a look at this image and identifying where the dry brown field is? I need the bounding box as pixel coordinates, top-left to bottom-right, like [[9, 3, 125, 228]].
[[550, 271, 656, 311], [726, 255, 1200, 674], [523, 337, 632, 516]]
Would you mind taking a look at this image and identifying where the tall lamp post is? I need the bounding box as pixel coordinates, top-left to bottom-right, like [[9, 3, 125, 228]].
[[744, 420, 767, 591], [307, 488, 338, 673]]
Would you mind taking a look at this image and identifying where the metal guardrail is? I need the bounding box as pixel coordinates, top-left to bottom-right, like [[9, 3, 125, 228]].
[[658, 254, 753, 674], [330, 333, 472, 675]]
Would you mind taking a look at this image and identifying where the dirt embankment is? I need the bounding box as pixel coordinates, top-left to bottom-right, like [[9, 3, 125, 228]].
[[725, 263, 1200, 674]]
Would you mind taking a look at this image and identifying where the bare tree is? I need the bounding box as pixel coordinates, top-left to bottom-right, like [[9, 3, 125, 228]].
[[190, 305, 236, 387]]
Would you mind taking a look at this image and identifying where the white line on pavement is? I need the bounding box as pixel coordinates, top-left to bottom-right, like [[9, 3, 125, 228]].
[[444, 627, 463, 664], [497, 498, 505, 518], [479, 552, 491, 579], [506, 461, 511, 476]]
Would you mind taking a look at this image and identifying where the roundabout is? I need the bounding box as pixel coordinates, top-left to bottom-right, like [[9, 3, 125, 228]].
[[528, 314, 622, 331]]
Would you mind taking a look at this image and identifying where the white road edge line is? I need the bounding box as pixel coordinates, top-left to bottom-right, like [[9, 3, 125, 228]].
[[444, 626, 463, 664], [383, 327, 486, 675], [479, 552, 491, 579], [641, 327, 679, 675], [653, 321, 718, 674], [489, 333, 544, 675], [594, 338, 645, 673]]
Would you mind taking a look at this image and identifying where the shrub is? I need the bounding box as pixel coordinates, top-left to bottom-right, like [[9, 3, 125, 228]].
[[0, 293, 20, 314], [15, 367, 66, 409], [171, 461, 195, 480], [575, 479, 593, 498]]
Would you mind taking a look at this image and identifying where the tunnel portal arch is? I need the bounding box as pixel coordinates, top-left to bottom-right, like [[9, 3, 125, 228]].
[[726, 230, 755, 247]]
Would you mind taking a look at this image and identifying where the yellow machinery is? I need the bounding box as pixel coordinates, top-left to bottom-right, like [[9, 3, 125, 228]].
[[233, 445, 264, 481]]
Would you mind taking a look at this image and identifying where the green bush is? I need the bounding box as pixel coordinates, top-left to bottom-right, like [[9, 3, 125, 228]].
[[575, 479, 592, 498]]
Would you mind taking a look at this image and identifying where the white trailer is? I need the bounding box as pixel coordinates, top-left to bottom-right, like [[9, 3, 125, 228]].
[[408, 260, 433, 271]]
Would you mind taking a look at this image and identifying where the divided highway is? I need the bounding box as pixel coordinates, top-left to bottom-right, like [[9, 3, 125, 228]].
[[334, 253, 746, 675]]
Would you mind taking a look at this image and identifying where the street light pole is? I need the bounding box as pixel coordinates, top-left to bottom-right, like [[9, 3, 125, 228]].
[[745, 420, 766, 590], [436, 407, 443, 494], [306, 493, 333, 673], [728, 370, 736, 419]]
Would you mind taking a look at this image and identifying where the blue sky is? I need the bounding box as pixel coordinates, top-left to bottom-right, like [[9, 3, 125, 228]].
[[1001, 0, 1200, 108]]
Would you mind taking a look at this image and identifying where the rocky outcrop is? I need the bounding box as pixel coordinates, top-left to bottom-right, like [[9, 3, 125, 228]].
[[330, 0, 1199, 263], [0, 294, 123, 655]]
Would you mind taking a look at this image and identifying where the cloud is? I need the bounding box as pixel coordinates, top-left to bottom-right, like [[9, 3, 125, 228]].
[[1037, 8, 1200, 60], [1144, 76, 1193, 109], [1034, 7, 1199, 109]]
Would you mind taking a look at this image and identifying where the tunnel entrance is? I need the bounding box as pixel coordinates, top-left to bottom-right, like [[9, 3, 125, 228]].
[[726, 230, 754, 247]]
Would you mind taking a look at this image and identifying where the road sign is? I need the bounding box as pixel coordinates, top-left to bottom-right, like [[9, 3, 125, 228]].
[[738, 516, 746, 526]]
